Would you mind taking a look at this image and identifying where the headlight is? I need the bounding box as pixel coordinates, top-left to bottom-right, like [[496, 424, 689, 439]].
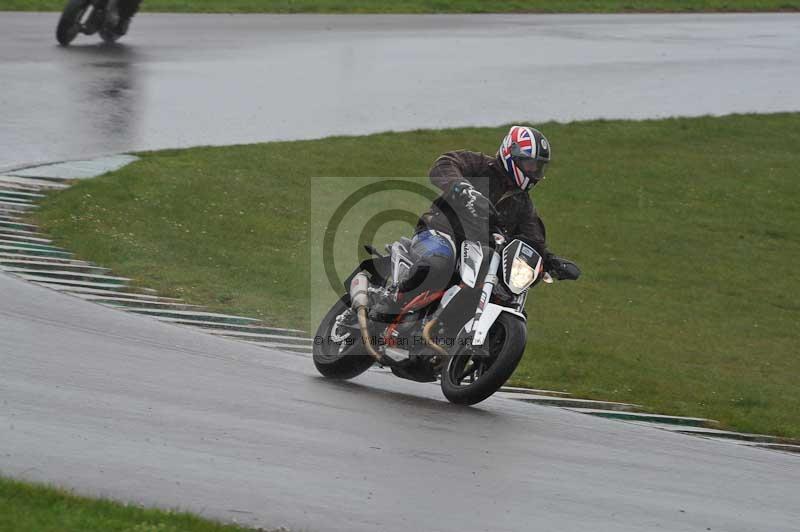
[[508, 257, 535, 292]]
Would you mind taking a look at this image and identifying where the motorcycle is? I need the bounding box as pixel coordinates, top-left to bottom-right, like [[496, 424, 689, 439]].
[[313, 219, 568, 405], [56, 0, 136, 46]]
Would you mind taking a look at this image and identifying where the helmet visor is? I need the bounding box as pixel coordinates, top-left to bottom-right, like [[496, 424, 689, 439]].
[[514, 157, 547, 182]]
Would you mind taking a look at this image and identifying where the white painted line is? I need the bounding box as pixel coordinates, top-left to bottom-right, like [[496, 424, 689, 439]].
[[0, 218, 38, 229], [124, 308, 259, 322], [0, 258, 108, 273], [0, 196, 35, 206], [0, 245, 71, 257], [0, 239, 67, 251], [0, 252, 88, 264], [0, 175, 70, 189], [152, 316, 307, 335], [622, 420, 793, 444], [36, 283, 179, 301], [0, 190, 44, 199], [247, 341, 313, 352], [10, 155, 139, 180], [0, 188, 46, 198], [567, 408, 717, 426], [737, 442, 800, 453], [15, 274, 127, 289], [0, 197, 36, 205], [85, 296, 201, 309], [0, 182, 47, 193], [0, 227, 47, 238], [0, 203, 31, 210], [0, 233, 52, 244], [0, 202, 35, 212], [0, 186, 44, 195], [209, 330, 313, 343], [498, 386, 571, 397], [1, 267, 130, 282], [496, 393, 641, 412]]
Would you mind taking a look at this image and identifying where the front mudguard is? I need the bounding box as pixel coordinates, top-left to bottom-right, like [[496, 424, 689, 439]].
[[469, 303, 526, 346]]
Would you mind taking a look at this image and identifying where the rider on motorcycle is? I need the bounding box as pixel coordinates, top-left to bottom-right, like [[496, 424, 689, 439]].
[[381, 125, 580, 314]]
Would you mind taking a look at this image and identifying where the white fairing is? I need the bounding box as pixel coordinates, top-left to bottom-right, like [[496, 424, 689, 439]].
[[460, 241, 483, 288], [390, 241, 414, 285], [471, 303, 526, 346], [463, 318, 475, 333], [440, 285, 461, 308]]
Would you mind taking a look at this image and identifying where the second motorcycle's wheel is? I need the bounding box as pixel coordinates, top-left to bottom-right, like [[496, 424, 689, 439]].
[[440, 313, 527, 405], [56, 0, 91, 46], [312, 296, 375, 380]]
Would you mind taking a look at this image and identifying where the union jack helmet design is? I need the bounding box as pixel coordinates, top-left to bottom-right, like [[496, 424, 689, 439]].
[[499, 125, 551, 190]]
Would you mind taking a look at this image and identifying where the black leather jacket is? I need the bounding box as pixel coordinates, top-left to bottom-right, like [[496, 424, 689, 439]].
[[415, 150, 552, 262]]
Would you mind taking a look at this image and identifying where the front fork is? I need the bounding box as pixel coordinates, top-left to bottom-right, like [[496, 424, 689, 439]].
[[79, 0, 113, 34], [469, 249, 530, 347], [469, 251, 501, 346], [77, 1, 103, 34]]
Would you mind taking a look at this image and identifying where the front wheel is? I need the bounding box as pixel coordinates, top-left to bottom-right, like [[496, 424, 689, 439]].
[[312, 296, 375, 380], [56, 0, 91, 46], [440, 313, 527, 405]]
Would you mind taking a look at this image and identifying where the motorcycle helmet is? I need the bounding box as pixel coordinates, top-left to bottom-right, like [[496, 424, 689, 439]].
[[498, 125, 551, 190]]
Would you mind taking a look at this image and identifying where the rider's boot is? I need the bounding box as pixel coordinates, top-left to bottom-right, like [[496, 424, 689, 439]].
[[116, 17, 131, 35], [104, 0, 121, 31], [115, 0, 142, 35], [368, 285, 400, 325], [370, 254, 449, 324]]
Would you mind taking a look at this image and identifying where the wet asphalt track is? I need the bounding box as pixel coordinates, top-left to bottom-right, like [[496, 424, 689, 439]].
[[2, 11, 800, 532], [2, 274, 799, 532], [2, 12, 800, 169]]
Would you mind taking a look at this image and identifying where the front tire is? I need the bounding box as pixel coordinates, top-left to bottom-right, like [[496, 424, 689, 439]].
[[56, 0, 91, 46], [312, 296, 375, 380], [440, 313, 527, 405]]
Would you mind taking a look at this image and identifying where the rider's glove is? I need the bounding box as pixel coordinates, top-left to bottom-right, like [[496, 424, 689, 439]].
[[448, 180, 493, 218], [447, 180, 494, 241], [546, 255, 581, 281]]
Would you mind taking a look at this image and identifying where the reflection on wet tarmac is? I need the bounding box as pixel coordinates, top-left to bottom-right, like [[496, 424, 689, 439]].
[[58, 44, 139, 156]]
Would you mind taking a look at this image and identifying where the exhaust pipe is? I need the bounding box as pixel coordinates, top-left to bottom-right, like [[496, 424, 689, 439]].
[[349, 272, 382, 363], [423, 317, 449, 362], [349, 272, 370, 312]]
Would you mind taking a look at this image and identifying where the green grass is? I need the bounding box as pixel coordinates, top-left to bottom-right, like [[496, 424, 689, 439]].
[[3, 0, 800, 13], [0, 475, 274, 532], [33, 113, 800, 438]]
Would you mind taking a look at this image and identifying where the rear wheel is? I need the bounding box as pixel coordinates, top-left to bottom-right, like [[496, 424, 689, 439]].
[[56, 0, 91, 46], [313, 296, 375, 380], [440, 313, 527, 405]]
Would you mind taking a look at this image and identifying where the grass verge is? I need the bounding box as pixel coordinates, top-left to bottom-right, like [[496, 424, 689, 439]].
[[33, 113, 800, 438], [4, 0, 800, 13], [0, 475, 273, 532]]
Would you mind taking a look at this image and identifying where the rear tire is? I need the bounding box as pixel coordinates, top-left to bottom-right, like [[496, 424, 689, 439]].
[[56, 0, 91, 46], [313, 296, 375, 380], [440, 313, 527, 405]]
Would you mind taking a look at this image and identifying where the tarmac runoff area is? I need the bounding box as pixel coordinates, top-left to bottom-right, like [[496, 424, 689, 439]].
[[2, 244, 800, 532], [1, 157, 799, 532], [2, 12, 800, 168]]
